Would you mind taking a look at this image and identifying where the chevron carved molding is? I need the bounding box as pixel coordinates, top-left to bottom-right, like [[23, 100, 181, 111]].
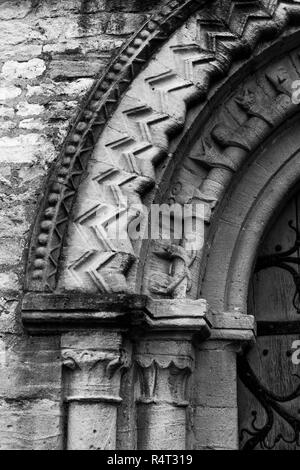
[[25, 0, 300, 295]]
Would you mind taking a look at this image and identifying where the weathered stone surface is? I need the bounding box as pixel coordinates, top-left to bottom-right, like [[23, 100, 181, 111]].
[[1, 0, 300, 452], [0, 205, 30, 239], [193, 406, 238, 450], [0, 1, 32, 20], [0, 85, 21, 101], [16, 102, 44, 116], [0, 238, 23, 266], [62, 330, 127, 450], [0, 105, 14, 117], [48, 59, 102, 79], [0, 298, 21, 334], [0, 134, 55, 163], [0, 399, 62, 450], [137, 404, 186, 450], [194, 348, 237, 408], [1, 44, 43, 61], [1, 59, 46, 80], [0, 0, 150, 448], [0, 334, 61, 400], [19, 118, 45, 131], [0, 272, 21, 291]]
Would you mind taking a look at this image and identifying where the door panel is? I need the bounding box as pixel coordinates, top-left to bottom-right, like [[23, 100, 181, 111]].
[[238, 195, 300, 450]]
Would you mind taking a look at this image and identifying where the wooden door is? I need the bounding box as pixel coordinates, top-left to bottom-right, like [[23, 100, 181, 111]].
[[238, 194, 300, 450]]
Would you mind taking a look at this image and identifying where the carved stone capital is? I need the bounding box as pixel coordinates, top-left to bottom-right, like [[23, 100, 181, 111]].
[[62, 346, 132, 381], [61, 331, 132, 404], [132, 298, 210, 405], [135, 335, 195, 407]]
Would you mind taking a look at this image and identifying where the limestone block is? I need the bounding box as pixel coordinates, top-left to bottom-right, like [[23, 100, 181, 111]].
[[36, 0, 85, 17], [0, 1, 32, 20], [80, 38, 124, 54], [0, 399, 62, 450], [67, 402, 118, 450], [1, 59, 46, 80], [0, 21, 43, 46], [0, 238, 23, 266], [106, 13, 148, 35], [60, 78, 94, 96], [0, 271, 20, 291], [0, 298, 21, 334], [19, 119, 45, 131], [0, 205, 30, 238], [0, 134, 55, 163], [0, 334, 62, 400], [47, 100, 78, 120], [0, 86, 21, 101], [194, 406, 238, 450], [16, 102, 44, 117], [42, 41, 81, 55], [0, 44, 43, 61], [48, 59, 102, 79], [137, 404, 186, 450], [193, 348, 237, 408], [0, 105, 14, 118], [0, 120, 16, 134]]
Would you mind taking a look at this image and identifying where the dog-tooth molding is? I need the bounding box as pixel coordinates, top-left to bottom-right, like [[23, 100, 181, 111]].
[[26, 0, 211, 292], [25, 0, 300, 295]]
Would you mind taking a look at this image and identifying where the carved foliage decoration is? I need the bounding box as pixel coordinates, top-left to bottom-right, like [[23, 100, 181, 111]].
[[62, 341, 132, 402], [135, 350, 194, 405]]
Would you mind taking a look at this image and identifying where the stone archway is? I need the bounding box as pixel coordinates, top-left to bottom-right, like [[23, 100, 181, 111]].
[[199, 115, 300, 449], [20, 0, 300, 451], [24, 0, 300, 295]]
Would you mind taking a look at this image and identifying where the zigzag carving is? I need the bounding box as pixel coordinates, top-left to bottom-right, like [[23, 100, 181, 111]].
[[226, 0, 272, 36], [26, 0, 300, 293], [198, 16, 240, 53], [65, 162, 154, 290]]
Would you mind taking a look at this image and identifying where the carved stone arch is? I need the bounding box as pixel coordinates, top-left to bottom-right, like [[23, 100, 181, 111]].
[[19, 0, 300, 451], [23, 0, 300, 298], [202, 114, 300, 313], [141, 33, 300, 302]]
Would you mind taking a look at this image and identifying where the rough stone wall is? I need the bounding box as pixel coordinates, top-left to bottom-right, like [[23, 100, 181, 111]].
[[0, 0, 163, 449]]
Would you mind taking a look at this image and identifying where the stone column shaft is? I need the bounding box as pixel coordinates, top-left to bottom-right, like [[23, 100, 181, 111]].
[[133, 299, 210, 450], [192, 312, 255, 450], [136, 335, 193, 450], [62, 330, 130, 450]]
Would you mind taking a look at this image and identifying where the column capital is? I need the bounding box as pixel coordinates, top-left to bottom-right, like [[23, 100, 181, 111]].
[[135, 335, 194, 406], [62, 331, 132, 404]]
